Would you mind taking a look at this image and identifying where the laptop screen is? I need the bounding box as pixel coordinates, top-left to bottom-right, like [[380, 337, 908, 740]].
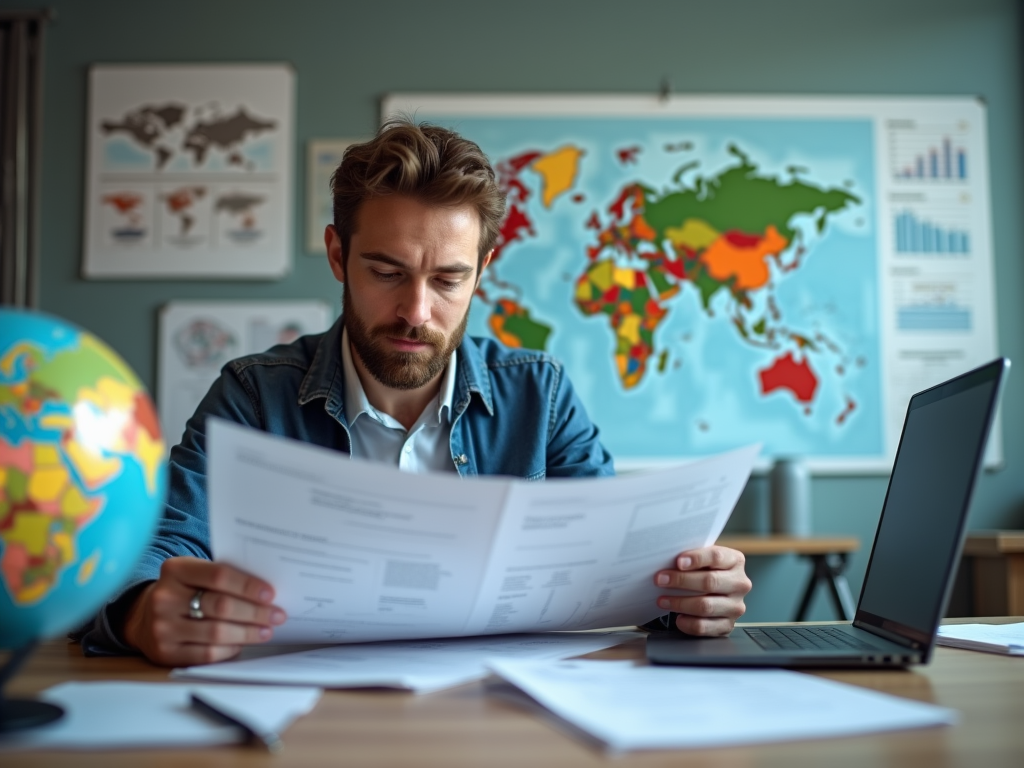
[[856, 361, 1004, 644]]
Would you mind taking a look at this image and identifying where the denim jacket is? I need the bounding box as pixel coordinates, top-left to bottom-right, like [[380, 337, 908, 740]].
[[75, 318, 614, 654]]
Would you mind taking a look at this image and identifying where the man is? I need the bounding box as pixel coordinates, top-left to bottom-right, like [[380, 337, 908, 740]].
[[76, 120, 751, 665]]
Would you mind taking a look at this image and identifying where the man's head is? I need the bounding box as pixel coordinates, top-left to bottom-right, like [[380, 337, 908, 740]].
[[324, 120, 505, 394], [329, 119, 505, 274]]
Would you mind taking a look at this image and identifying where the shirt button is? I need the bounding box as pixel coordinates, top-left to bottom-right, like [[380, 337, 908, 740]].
[[404, 444, 412, 454]]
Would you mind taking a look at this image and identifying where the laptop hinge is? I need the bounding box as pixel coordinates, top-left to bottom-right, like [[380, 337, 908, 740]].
[[854, 619, 922, 650]]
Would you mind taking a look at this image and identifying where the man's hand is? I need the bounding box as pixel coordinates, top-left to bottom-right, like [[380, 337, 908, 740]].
[[123, 557, 287, 666], [653, 546, 752, 636]]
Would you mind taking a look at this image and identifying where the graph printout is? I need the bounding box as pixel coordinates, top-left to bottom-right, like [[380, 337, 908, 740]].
[[382, 95, 1000, 471], [83, 65, 294, 279]]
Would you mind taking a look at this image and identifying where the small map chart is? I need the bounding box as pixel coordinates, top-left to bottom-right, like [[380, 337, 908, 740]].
[[83, 65, 293, 279]]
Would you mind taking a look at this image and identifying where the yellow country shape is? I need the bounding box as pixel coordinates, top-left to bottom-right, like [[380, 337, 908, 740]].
[[52, 530, 75, 565], [613, 268, 636, 291], [588, 260, 614, 293], [531, 146, 584, 209], [17, 579, 51, 605], [63, 437, 122, 491], [618, 314, 642, 345], [134, 427, 166, 497], [39, 413, 74, 431], [28, 466, 68, 503], [665, 218, 721, 250], [61, 483, 101, 519], [7, 511, 52, 556], [77, 550, 101, 585], [33, 444, 61, 467]]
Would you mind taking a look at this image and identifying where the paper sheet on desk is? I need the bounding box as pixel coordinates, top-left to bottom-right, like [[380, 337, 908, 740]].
[[208, 418, 759, 644], [0, 682, 321, 751], [172, 630, 640, 693], [937, 622, 1024, 655], [486, 659, 958, 753]]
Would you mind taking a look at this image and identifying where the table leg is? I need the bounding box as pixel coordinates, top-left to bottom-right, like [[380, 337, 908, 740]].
[[824, 553, 857, 620], [793, 553, 856, 622]]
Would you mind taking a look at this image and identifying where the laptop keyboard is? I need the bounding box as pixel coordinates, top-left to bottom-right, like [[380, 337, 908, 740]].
[[744, 626, 885, 652]]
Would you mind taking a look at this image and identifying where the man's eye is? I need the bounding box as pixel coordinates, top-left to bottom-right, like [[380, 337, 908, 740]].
[[436, 278, 463, 291], [372, 270, 400, 282]]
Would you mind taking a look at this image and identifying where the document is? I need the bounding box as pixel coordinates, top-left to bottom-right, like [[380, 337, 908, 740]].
[[0, 682, 321, 751], [172, 631, 639, 693], [209, 419, 759, 643], [486, 659, 957, 753], [936, 621, 1024, 655]]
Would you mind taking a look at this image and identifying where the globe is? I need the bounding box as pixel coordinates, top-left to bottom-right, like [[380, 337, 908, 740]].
[[0, 309, 167, 651]]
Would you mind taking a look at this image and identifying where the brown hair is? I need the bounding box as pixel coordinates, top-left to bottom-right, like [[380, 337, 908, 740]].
[[331, 119, 505, 271]]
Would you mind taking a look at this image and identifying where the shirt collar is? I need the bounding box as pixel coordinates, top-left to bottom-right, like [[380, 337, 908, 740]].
[[340, 327, 456, 429]]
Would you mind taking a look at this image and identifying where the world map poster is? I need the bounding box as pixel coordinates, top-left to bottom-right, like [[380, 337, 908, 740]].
[[383, 95, 1000, 471], [83, 65, 294, 279]]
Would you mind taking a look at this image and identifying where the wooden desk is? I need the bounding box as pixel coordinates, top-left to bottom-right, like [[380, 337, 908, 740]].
[[718, 535, 861, 621], [5, 619, 1023, 767], [963, 530, 1024, 616]]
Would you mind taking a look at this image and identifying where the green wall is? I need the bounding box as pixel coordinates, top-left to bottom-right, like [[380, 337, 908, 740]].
[[11, 0, 1023, 620]]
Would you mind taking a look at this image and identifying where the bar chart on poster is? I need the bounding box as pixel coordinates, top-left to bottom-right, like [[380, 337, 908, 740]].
[[383, 94, 1000, 472]]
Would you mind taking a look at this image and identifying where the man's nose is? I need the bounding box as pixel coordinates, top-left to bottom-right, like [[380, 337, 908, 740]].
[[397, 280, 431, 327]]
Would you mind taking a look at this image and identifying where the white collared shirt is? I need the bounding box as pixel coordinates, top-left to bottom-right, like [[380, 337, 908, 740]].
[[341, 328, 458, 474]]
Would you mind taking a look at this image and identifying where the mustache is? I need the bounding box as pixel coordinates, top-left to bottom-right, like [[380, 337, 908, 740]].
[[375, 322, 445, 347]]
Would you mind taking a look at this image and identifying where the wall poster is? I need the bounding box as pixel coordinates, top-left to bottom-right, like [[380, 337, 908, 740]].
[[158, 301, 333, 446], [306, 139, 361, 253], [83, 64, 294, 279], [382, 94, 1000, 471]]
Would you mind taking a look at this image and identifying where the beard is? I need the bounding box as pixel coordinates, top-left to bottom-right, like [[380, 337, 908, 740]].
[[343, 282, 469, 391]]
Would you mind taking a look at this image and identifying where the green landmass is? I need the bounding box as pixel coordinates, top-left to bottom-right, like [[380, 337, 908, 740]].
[[502, 312, 552, 351], [642, 145, 860, 243]]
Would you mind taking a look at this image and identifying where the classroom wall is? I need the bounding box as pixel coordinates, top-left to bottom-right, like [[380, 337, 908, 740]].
[[10, 0, 1023, 620]]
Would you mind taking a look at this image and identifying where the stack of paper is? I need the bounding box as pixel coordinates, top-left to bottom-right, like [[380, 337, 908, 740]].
[[173, 631, 638, 693], [486, 659, 957, 752], [936, 622, 1024, 655], [0, 682, 321, 751]]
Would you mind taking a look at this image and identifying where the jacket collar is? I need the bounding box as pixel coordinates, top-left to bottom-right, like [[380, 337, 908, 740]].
[[297, 317, 494, 422]]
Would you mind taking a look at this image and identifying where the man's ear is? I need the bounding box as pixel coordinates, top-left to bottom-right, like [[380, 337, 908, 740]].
[[325, 225, 346, 283], [476, 250, 494, 286]]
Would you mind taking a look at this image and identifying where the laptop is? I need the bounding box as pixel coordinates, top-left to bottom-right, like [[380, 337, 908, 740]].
[[647, 357, 1010, 668]]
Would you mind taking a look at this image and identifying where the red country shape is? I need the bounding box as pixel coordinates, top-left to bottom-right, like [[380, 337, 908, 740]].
[[616, 146, 641, 164], [492, 204, 534, 262], [758, 352, 819, 404], [723, 229, 762, 248], [506, 151, 543, 172]]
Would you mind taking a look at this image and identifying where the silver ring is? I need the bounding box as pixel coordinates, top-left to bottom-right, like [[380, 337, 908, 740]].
[[188, 589, 205, 620]]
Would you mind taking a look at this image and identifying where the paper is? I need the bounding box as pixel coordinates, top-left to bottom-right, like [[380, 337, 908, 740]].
[[172, 631, 638, 693], [937, 622, 1024, 655], [486, 659, 957, 753], [0, 682, 321, 751], [209, 419, 759, 643]]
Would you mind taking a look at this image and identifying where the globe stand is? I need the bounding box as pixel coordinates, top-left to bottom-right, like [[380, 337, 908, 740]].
[[0, 642, 64, 733]]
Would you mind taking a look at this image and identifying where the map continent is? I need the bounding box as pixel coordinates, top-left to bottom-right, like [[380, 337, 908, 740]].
[[456, 116, 881, 460]]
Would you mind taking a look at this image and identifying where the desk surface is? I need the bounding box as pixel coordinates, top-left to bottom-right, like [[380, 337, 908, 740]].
[[963, 530, 1024, 556], [6, 618, 1024, 768], [718, 534, 860, 555]]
